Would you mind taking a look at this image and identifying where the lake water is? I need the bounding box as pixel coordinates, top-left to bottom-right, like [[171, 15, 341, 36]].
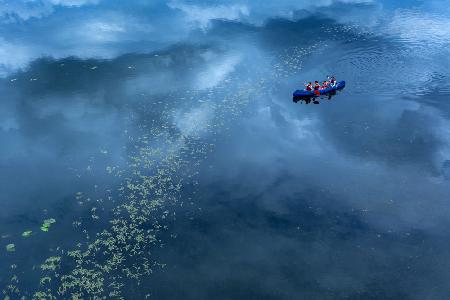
[[1, 1, 450, 299]]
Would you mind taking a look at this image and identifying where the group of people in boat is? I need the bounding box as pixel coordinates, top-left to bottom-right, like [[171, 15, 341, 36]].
[[304, 75, 337, 91]]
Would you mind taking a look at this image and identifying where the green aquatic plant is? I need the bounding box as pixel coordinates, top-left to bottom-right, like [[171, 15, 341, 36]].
[[6, 244, 15, 252], [22, 231, 32, 238], [2, 273, 21, 300], [44, 218, 56, 225], [40, 219, 56, 232], [1, 61, 259, 298], [40, 256, 61, 271]]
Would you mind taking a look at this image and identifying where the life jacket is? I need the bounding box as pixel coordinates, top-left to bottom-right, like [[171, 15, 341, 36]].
[[306, 85, 312, 91], [314, 83, 320, 90]]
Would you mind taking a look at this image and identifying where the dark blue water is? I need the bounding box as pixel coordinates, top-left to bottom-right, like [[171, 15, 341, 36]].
[[1, 1, 450, 299]]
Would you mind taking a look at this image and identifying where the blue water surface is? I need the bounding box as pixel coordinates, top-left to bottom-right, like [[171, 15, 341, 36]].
[[1, 1, 450, 299]]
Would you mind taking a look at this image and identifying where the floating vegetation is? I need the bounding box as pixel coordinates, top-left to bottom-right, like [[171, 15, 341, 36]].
[[40, 219, 56, 232], [0, 45, 294, 298], [40, 256, 61, 272], [6, 244, 15, 252], [22, 231, 33, 238]]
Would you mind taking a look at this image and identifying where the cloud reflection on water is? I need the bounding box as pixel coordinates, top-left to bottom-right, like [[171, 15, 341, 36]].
[[1, 0, 450, 298]]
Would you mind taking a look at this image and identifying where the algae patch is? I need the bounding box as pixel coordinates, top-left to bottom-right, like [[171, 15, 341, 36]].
[[41, 218, 56, 232], [22, 231, 32, 238]]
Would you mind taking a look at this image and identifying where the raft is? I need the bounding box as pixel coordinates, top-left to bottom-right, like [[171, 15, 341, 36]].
[[293, 81, 346, 99]]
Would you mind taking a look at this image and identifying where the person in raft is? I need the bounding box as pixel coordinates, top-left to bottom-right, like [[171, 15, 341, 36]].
[[304, 82, 313, 91], [328, 75, 336, 87], [313, 81, 321, 90], [321, 80, 329, 89]]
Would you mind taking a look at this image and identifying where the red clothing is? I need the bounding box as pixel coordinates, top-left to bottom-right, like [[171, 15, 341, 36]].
[[305, 85, 312, 91]]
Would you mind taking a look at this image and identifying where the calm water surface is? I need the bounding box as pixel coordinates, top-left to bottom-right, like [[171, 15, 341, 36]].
[[1, 1, 450, 299]]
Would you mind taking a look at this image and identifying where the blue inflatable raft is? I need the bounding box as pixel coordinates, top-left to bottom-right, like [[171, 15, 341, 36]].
[[293, 81, 346, 100]]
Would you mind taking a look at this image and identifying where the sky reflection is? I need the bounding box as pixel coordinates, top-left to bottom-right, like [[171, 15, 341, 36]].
[[1, 0, 450, 299]]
